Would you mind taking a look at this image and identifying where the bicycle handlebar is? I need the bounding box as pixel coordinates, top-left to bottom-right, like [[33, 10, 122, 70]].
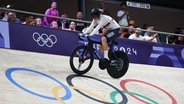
[[78, 33, 102, 45], [78, 33, 118, 45]]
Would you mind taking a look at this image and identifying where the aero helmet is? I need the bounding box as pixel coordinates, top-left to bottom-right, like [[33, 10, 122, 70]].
[[91, 8, 101, 18]]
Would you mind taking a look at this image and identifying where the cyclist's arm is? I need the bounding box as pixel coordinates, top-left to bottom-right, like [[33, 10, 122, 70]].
[[83, 20, 96, 34], [89, 18, 108, 36]]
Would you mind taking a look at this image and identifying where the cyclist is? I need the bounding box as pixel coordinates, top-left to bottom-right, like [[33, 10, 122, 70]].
[[83, 8, 122, 60]]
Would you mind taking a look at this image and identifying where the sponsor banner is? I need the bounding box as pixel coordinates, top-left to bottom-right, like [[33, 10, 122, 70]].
[[9, 23, 79, 56], [79, 35, 184, 68], [0, 21, 10, 48]]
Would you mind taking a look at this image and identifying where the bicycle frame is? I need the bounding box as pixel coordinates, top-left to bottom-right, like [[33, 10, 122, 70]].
[[81, 36, 118, 61], [85, 36, 102, 60]]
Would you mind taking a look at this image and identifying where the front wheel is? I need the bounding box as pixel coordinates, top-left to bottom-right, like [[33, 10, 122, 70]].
[[70, 45, 94, 75], [107, 51, 129, 78]]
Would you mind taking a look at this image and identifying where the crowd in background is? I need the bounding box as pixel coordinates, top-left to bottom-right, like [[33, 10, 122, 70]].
[[0, 1, 184, 45]]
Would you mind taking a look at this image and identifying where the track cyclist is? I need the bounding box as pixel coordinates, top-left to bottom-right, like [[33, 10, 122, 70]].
[[83, 8, 122, 62]]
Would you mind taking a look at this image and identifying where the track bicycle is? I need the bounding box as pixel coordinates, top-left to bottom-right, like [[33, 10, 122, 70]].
[[69, 34, 129, 78]]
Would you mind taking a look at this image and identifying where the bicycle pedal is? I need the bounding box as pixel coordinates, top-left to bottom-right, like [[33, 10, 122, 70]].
[[99, 58, 110, 69]]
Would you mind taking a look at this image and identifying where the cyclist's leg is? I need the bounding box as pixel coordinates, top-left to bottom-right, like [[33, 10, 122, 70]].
[[101, 36, 109, 59], [103, 28, 122, 59], [98, 44, 104, 54]]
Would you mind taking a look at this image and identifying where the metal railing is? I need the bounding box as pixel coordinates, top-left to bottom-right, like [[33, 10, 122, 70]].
[[0, 7, 91, 23], [122, 26, 184, 44], [0, 7, 183, 44]]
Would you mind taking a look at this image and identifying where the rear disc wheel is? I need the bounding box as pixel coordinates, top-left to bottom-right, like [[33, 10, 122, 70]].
[[107, 51, 129, 78]]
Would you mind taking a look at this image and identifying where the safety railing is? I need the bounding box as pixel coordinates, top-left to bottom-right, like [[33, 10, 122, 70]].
[[0, 7, 91, 23], [0, 7, 183, 44], [122, 26, 184, 44]]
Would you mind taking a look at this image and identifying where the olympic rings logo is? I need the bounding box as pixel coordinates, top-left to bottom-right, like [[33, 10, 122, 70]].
[[5, 68, 177, 104], [32, 32, 57, 47]]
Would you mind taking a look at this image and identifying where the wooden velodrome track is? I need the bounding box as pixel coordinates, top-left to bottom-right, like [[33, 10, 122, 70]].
[[0, 48, 183, 104]]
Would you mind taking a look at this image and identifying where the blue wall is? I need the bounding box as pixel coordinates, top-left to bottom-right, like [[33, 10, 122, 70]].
[[0, 21, 184, 68]]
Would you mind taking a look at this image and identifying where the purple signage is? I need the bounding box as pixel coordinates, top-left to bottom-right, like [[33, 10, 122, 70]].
[[8, 22, 184, 68], [116, 39, 184, 68], [9, 23, 79, 56], [79, 35, 184, 68], [0, 21, 10, 48], [0, 32, 4, 47]]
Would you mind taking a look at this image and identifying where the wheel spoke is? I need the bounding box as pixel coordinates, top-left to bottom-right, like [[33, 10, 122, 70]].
[[77, 61, 82, 70], [76, 51, 81, 58]]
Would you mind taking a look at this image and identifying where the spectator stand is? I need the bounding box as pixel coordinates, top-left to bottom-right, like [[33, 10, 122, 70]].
[[0, 7, 183, 45]]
